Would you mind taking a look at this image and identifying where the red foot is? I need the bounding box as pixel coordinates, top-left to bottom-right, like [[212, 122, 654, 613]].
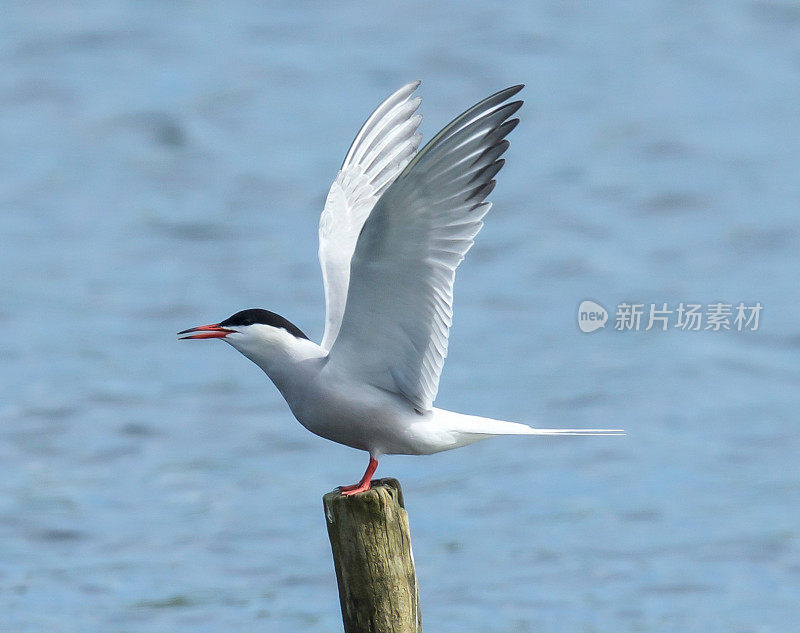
[[338, 456, 378, 497], [340, 481, 372, 496]]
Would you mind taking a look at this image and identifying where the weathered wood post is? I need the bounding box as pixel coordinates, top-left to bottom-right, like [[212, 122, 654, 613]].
[[323, 477, 422, 633]]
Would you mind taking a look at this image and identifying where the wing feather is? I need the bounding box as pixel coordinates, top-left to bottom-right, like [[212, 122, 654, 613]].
[[318, 82, 423, 350], [328, 86, 523, 411]]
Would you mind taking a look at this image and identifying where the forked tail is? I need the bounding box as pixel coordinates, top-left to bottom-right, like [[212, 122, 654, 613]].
[[433, 408, 625, 439]]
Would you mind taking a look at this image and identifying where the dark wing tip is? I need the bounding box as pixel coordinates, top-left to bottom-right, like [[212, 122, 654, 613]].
[[504, 100, 524, 118], [498, 84, 525, 100], [466, 178, 497, 203], [477, 86, 524, 113], [469, 158, 505, 185]]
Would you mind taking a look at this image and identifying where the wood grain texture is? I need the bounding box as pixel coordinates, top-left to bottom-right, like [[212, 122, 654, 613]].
[[323, 478, 422, 633]]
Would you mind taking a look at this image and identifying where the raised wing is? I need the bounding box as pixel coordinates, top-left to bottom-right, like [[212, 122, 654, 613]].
[[328, 85, 523, 412], [318, 82, 423, 350]]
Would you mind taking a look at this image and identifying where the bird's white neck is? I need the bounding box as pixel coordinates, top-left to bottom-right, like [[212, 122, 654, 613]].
[[225, 326, 327, 404]]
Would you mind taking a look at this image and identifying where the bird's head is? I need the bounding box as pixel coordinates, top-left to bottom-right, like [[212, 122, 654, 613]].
[[178, 308, 309, 360]]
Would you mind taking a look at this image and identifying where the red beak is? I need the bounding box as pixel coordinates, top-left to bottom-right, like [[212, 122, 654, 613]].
[[177, 323, 234, 340]]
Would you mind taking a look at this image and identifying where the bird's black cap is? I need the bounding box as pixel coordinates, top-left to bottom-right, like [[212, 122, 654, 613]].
[[220, 309, 308, 340]]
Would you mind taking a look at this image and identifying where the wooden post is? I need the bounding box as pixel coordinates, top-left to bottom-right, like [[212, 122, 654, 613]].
[[323, 478, 422, 633]]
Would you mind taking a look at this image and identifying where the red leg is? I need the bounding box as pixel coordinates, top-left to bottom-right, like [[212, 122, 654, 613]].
[[339, 456, 378, 496]]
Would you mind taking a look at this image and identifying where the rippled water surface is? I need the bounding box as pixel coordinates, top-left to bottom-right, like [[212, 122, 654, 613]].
[[2, 3, 799, 632]]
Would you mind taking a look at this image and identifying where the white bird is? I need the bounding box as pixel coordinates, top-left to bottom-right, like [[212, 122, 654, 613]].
[[179, 82, 623, 495]]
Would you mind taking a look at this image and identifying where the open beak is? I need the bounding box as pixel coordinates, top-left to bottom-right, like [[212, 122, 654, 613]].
[[177, 323, 234, 340]]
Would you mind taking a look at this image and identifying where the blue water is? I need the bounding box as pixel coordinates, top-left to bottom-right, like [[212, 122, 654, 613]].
[[2, 3, 799, 632]]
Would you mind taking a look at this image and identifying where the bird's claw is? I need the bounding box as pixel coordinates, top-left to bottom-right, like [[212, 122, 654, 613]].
[[338, 481, 372, 496]]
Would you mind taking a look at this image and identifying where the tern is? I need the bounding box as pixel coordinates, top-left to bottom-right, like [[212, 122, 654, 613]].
[[179, 82, 623, 495]]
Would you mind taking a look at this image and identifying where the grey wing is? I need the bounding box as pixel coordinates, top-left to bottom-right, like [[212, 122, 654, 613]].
[[328, 85, 523, 411], [318, 82, 423, 350]]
